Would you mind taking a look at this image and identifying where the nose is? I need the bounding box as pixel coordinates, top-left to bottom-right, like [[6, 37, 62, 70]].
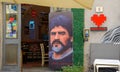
[[55, 32, 59, 39]]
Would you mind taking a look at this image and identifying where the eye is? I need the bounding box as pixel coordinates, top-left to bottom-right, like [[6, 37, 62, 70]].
[[58, 32, 65, 35], [51, 32, 56, 35]]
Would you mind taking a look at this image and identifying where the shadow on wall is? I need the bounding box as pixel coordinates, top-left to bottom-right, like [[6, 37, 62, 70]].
[[89, 43, 120, 65]]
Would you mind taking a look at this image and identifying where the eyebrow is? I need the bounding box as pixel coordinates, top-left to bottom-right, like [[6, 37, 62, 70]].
[[58, 32, 65, 35], [51, 32, 56, 35], [51, 31, 66, 35]]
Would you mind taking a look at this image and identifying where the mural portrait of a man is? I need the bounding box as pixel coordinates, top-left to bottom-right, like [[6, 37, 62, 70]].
[[49, 11, 73, 70]]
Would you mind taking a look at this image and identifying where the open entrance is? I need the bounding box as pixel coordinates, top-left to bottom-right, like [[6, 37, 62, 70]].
[[21, 4, 50, 68]]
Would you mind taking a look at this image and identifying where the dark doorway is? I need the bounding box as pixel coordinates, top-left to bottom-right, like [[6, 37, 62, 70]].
[[21, 4, 50, 68]]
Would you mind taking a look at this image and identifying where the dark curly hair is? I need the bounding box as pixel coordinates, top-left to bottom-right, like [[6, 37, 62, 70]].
[[49, 11, 73, 36]]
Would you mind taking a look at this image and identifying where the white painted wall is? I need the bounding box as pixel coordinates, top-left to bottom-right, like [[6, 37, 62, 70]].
[[84, 0, 120, 72], [85, 0, 120, 43]]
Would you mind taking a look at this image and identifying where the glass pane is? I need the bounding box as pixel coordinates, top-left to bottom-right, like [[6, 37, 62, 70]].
[[5, 44, 18, 65], [5, 4, 18, 38]]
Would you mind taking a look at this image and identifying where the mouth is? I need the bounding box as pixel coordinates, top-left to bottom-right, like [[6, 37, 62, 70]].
[[53, 43, 60, 47], [52, 40, 63, 48]]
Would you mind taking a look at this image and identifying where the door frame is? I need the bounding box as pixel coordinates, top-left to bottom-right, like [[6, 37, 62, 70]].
[[2, 3, 21, 72]]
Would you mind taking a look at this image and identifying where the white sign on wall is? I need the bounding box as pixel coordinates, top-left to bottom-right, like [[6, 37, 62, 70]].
[[96, 6, 103, 13]]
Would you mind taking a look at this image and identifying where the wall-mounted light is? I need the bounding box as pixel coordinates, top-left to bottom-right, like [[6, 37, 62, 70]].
[[84, 29, 89, 41]]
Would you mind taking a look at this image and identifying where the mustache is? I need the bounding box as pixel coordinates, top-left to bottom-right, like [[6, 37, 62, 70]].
[[52, 39, 63, 46]]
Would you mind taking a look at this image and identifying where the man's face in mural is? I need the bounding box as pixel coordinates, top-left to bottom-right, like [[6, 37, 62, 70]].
[[50, 26, 72, 54]]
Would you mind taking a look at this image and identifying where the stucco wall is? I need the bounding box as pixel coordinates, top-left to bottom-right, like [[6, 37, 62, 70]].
[[85, 0, 120, 43], [0, 2, 2, 70], [84, 0, 120, 72]]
